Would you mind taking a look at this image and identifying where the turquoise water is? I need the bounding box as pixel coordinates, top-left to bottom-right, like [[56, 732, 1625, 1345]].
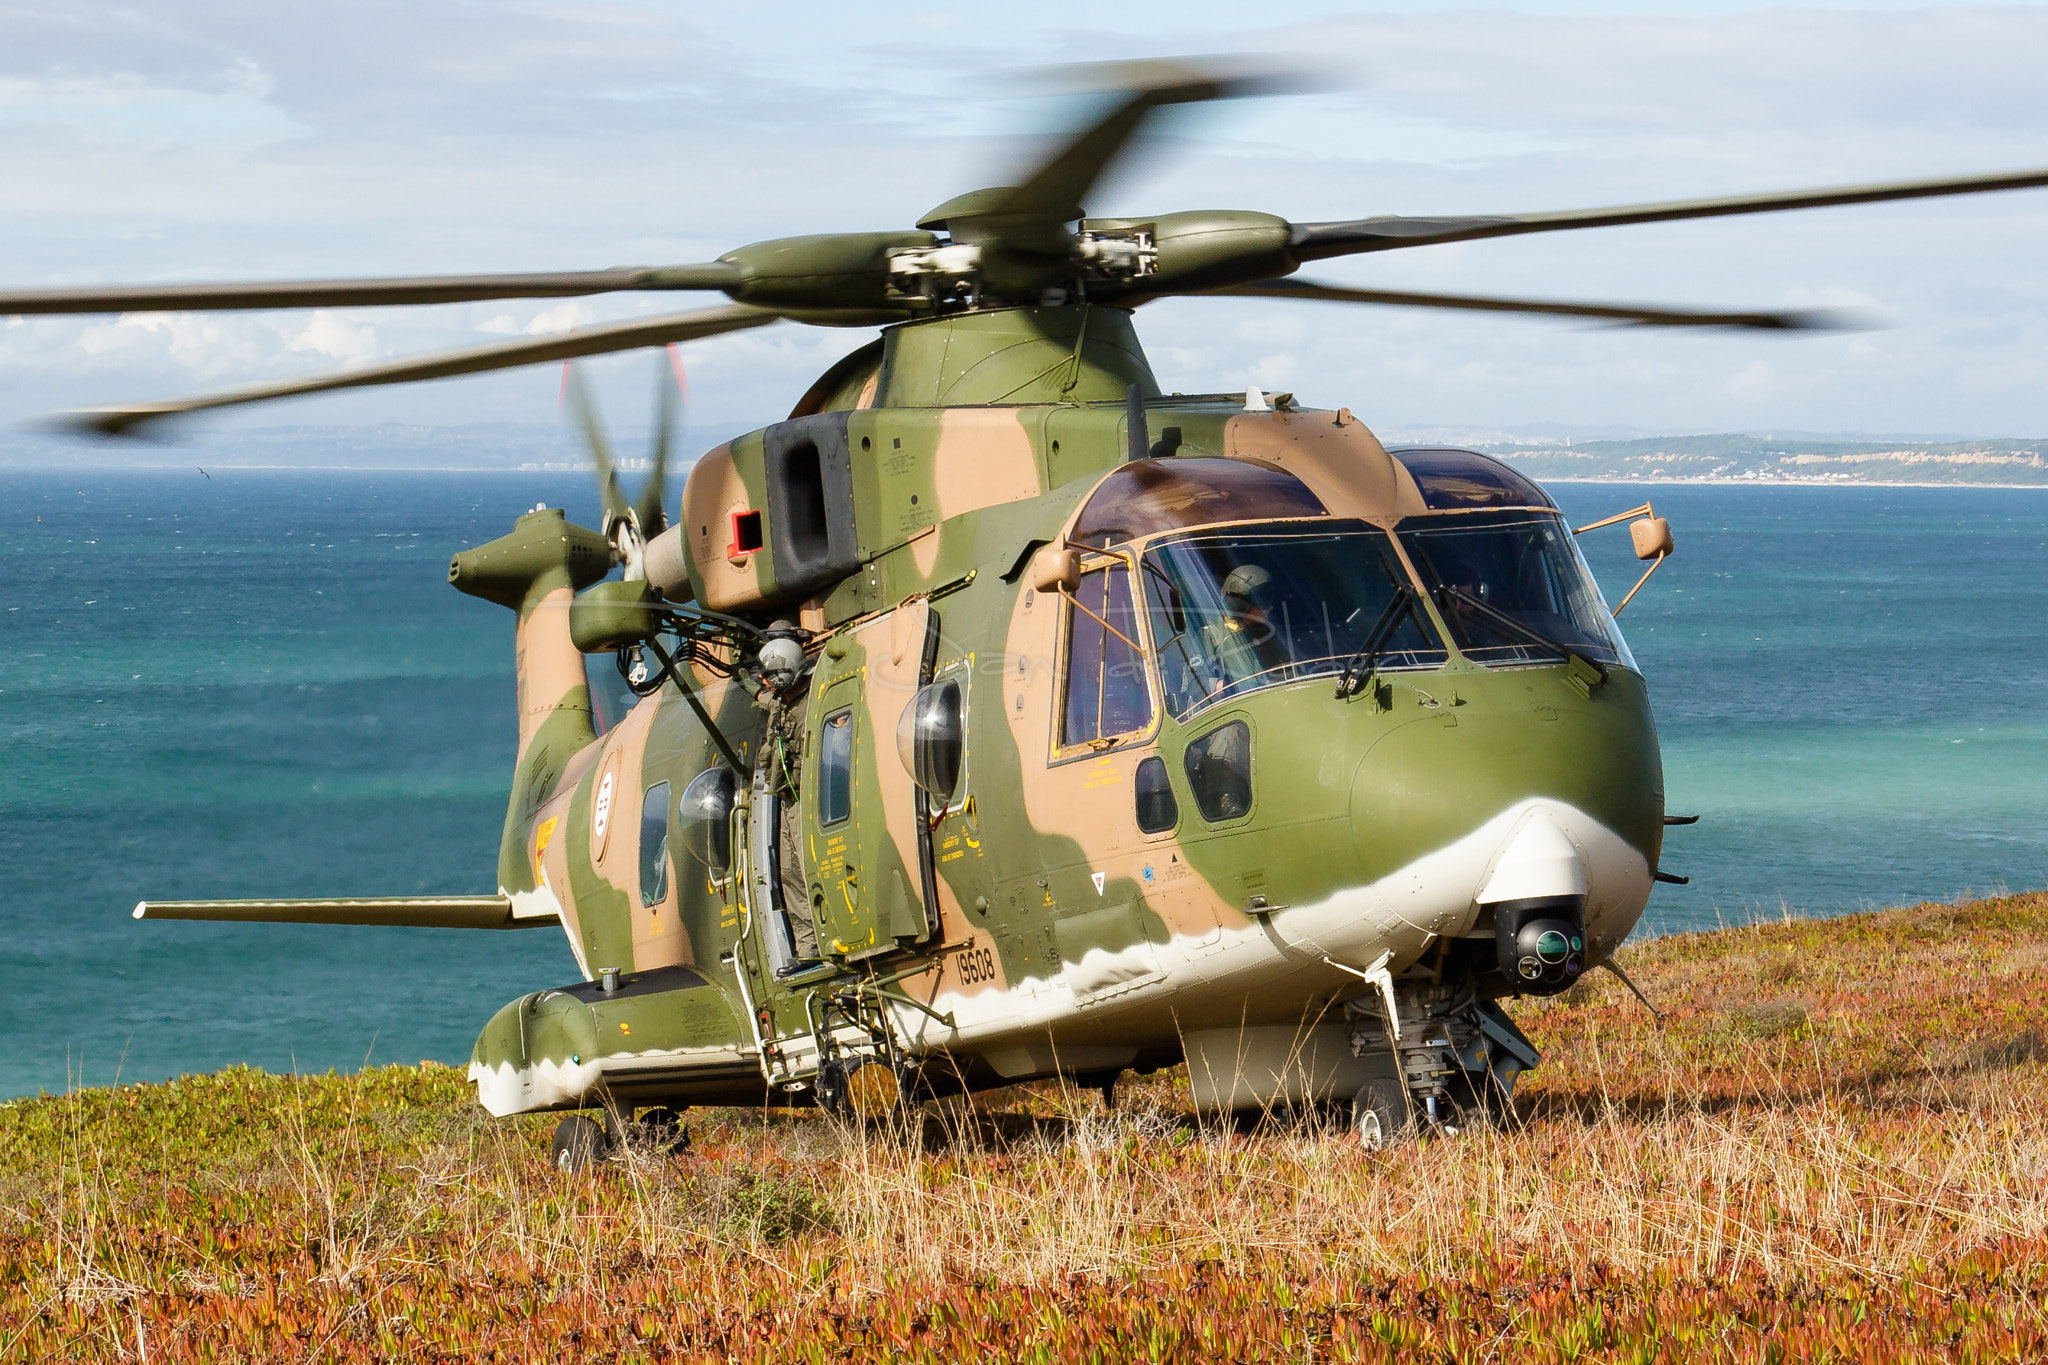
[[3, 471, 2044, 1098]]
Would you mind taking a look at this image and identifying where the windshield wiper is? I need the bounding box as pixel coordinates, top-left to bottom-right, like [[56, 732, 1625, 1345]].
[[1435, 587, 1607, 681], [1334, 586, 1417, 700]]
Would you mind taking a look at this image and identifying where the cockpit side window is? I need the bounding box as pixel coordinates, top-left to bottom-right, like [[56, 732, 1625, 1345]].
[[1139, 522, 1445, 719], [639, 781, 672, 907], [1059, 559, 1153, 750]]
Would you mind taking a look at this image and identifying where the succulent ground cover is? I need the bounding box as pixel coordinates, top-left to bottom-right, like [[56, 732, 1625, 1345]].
[[4, 892, 2047, 1362]]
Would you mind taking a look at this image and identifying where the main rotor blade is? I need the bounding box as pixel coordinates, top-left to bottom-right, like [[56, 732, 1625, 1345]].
[[0, 264, 742, 316], [955, 59, 1291, 255], [1290, 166, 2048, 261], [1208, 278, 1864, 331], [59, 303, 779, 437]]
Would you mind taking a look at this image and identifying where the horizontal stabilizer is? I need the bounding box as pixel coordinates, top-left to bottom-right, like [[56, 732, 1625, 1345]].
[[131, 896, 558, 929]]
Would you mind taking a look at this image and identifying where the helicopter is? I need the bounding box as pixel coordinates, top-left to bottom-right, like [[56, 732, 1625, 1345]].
[[17, 61, 2044, 1158]]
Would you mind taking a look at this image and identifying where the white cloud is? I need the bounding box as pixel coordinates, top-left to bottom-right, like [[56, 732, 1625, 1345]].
[[1721, 359, 1781, 400], [287, 311, 377, 364], [475, 303, 599, 337]]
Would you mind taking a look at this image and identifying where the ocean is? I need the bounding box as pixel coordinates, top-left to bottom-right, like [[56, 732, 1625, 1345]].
[[3, 470, 2044, 1098]]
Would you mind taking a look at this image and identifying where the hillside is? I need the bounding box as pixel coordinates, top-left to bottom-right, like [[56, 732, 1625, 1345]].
[[4, 893, 2046, 1362], [1484, 433, 2048, 485]]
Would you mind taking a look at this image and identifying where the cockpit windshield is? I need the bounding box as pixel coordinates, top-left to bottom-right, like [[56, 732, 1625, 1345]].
[[1140, 521, 1445, 718], [1398, 511, 1633, 669]]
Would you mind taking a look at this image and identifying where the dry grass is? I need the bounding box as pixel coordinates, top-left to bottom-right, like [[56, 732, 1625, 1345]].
[[4, 892, 2048, 1360]]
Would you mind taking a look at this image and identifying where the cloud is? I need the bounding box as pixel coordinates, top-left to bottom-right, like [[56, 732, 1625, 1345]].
[[475, 303, 597, 337], [287, 311, 377, 364], [1721, 360, 1781, 400], [2, 2, 2046, 438]]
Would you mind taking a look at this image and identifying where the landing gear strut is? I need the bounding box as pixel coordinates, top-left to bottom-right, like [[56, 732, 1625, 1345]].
[[1345, 986, 1541, 1148]]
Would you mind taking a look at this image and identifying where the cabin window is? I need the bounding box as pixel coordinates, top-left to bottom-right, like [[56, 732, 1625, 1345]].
[[1059, 560, 1153, 750], [1134, 756, 1178, 833], [639, 781, 671, 906], [677, 767, 738, 875], [1184, 721, 1252, 822], [897, 679, 964, 804], [818, 709, 854, 826]]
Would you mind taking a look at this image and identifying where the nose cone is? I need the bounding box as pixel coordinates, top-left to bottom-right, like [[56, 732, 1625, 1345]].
[[1342, 667, 1663, 952], [1477, 811, 1587, 906]]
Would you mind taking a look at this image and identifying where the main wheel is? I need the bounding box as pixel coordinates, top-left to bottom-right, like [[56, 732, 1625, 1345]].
[[1351, 1079, 1413, 1151], [843, 1059, 902, 1120], [551, 1114, 611, 1172], [633, 1107, 691, 1155]]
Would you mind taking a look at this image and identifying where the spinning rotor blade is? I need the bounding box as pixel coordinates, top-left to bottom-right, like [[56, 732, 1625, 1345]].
[[60, 303, 778, 437], [562, 364, 629, 530], [639, 351, 682, 537], [964, 60, 1293, 255], [0, 264, 742, 316], [1211, 278, 1863, 331], [1289, 167, 2048, 261]]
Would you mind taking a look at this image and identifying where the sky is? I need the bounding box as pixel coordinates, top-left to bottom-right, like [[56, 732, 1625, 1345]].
[[3, 0, 2047, 450]]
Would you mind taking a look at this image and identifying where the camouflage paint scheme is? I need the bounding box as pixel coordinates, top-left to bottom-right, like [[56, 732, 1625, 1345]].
[[462, 303, 1666, 1118]]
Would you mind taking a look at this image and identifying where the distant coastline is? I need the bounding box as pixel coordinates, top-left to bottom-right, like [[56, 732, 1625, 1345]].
[[1474, 432, 2048, 487], [6, 424, 2048, 486], [1533, 477, 2048, 490]]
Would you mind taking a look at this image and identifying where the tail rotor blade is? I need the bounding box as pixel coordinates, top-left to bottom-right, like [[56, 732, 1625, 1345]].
[[638, 348, 681, 536], [564, 363, 628, 531]]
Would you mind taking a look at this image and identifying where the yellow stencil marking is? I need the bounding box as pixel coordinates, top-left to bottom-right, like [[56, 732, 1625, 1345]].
[[532, 817, 559, 886]]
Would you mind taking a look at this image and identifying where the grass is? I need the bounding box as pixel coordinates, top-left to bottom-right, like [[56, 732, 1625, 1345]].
[[5, 893, 2048, 1361]]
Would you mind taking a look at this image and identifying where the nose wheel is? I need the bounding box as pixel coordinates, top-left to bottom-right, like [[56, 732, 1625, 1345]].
[[1346, 988, 1540, 1148], [1350, 1078, 1411, 1150]]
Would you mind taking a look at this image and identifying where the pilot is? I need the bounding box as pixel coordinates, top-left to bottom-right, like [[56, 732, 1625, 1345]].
[[1214, 562, 1292, 671]]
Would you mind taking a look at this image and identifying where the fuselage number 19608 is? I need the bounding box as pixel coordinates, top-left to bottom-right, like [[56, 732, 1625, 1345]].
[[956, 943, 998, 987]]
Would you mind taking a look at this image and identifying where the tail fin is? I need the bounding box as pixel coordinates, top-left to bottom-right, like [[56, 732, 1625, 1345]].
[[449, 506, 612, 896]]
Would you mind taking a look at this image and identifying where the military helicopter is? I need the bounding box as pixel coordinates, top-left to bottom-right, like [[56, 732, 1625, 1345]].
[[19, 62, 2046, 1158]]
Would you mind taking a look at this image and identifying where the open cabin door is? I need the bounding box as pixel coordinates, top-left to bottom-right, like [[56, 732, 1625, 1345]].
[[807, 598, 941, 962]]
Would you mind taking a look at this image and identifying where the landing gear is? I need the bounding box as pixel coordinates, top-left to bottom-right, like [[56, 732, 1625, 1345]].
[[1350, 1078, 1412, 1151], [631, 1106, 692, 1155], [842, 1058, 902, 1119], [551, 1114, 610, 1171], [807, 978, 920, 1124], [550, 1107, 692, 1169], [1345, 987, 1540, 1148]]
